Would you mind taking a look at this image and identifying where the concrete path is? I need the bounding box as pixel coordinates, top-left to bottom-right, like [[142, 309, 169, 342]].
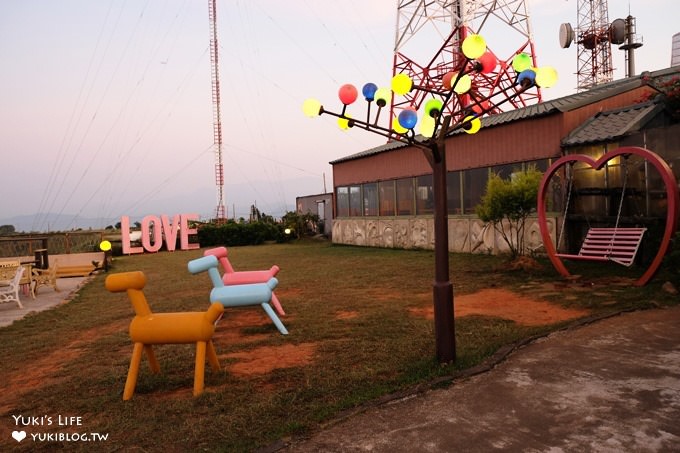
[[0, 277, 87, 327], [283, 306, 680, 452]]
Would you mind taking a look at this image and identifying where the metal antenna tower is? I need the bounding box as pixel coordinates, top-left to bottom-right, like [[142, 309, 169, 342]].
[[392, 0, 541, 124], [559, 0, 627, 91], [575, 0, 613, 89], [209, 0, 226, 221]]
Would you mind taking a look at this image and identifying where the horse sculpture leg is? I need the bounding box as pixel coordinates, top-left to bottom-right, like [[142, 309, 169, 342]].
[[193, 341, 207, 396], [124, 343, 144, 401]]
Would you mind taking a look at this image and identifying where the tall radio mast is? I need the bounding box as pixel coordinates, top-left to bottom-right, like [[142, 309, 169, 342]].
[[209, 0, 226, 221]]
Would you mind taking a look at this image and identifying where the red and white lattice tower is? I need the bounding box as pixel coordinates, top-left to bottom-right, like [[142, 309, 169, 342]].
[[575, 0, 613, 89], [392, 0, 541, 124], [209, 0, 226, 221], [559, 1, 628, 91], [576, 0, 614, 90]]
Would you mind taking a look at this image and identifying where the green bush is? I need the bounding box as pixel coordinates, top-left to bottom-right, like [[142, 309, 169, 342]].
[[476, 166, 543, 259], [281, 211, 321, 238], [197, 221, 284, 247]]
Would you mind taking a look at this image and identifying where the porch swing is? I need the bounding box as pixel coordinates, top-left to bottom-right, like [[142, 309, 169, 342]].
[[555, 156, 646, 267]]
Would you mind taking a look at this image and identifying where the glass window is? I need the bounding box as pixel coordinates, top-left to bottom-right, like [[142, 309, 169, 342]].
[[525, 159, 550, 173], [396, 178, 414, 216], [336, 187, 349, 217], [463, 167, 489, 213], [615, 155, 646, 218], [363, 183, 378, 216], [379, 180, 395, 216], [416, 174, 434, 215], [545, 165, 565, 214], [491, 163, 516, 180], [349, 186, 362, 217], [573, 160, 606, 215], [447, 171, 462, 214]]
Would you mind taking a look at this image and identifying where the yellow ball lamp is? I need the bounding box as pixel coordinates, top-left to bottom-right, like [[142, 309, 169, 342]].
[[391, 73, 413, 95], [374, 87, 392, 107], [535, 66, 558, 88], [302, 98, 322, 117], [420, 115, 436, 138], [338, 114, 352, 130], [393, 116, 408, 134], [461, 34, 486, 59], [462, 116, 481, 134], [453, 74, 472, 94]]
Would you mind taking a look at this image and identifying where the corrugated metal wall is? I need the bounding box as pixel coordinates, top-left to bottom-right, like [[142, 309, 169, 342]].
[[445, 115, 563, 170], [332, 147, 430, 186], [333, 115, 564, 186]]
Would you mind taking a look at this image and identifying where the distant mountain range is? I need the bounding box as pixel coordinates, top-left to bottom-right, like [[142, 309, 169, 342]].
[[1, 176, 328, 233], [0, 213, 117, 233]]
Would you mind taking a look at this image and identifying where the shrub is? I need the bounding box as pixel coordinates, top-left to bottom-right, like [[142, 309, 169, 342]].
[[476, 166, 543, 259], [197, 221, 283, 247]]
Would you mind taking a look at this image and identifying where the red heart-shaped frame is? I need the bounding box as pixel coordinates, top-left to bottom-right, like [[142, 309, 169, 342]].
[[537, 146, 679, 286]]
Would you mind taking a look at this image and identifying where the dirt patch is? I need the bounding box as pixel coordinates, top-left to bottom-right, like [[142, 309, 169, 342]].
[[275, 287, 303, 297], [213, 310, 274, 344], [214, 310, 316, 377], [0, 320, 128, 414], [504, 256, 544, 272], [223, 343, 317, 377], [335, 310, 359, 320], [409, 288, 590, 326]]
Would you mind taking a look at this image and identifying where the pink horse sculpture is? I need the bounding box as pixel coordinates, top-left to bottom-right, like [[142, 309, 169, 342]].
[[203, 247, 285, 316]]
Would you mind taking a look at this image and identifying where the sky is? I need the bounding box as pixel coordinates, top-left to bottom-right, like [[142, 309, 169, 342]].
[[1, 0, 678, 232]]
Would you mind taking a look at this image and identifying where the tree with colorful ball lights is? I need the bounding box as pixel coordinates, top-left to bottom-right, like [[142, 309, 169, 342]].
[[303, 34, 557, 363]]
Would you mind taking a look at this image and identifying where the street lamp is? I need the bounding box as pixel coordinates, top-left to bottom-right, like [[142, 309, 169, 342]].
[[304, 34, 557, 363]]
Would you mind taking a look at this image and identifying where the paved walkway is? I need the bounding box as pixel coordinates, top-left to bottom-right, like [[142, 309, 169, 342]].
[[0, 277, 87, 327], [282, 305, 680, 452]]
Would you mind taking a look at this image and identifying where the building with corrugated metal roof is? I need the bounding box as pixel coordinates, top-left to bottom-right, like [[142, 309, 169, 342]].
[[328, 66, 680, 258], [295, 192, 333, 236]]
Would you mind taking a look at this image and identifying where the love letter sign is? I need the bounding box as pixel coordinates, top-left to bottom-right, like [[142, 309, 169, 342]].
[[537, 146, 679, 286], [121, 214, 200, 254]]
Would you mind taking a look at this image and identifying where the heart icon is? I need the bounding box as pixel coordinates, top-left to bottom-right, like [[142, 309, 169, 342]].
[[537, 146, 680, 286], [12, 430, 27, 442]]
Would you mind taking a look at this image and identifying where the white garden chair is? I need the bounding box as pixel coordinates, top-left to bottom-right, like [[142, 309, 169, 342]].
[[0, 266, 25, 309]]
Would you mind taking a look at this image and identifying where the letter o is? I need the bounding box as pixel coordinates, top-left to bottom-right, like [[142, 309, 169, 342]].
[[141, 215, 163, 253]]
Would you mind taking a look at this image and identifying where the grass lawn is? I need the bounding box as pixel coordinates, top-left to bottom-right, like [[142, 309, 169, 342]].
[[0, 240, 677, 451]]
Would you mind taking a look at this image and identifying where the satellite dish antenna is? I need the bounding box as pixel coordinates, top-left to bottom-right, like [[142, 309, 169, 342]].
[[610, 18, 626, 45], [559, 23, 574, 48]]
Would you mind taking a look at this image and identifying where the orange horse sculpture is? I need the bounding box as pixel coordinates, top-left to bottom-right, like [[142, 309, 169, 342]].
[[105, 271, 224, 400]]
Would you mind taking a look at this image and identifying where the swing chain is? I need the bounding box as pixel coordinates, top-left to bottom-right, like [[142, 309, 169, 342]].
[[557, 163, 574, 250], [613, 155, 629, 232]]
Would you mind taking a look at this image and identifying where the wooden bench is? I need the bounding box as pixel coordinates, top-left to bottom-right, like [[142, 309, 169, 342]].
[[556, 227, 647, 267], [50, 252, 105, 277], [33, 263, 59, 295]]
